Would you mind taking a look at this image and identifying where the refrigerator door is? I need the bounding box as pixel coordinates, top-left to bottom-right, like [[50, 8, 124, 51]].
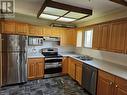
[[2, 52, 21, 85], [2, 34, 20, 52], [20, 52, 27, 82], [19, 35, 27, 52], [2, 34, 27, 52]]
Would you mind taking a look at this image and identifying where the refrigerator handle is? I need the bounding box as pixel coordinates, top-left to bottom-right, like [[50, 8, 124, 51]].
[[16, 54, 21, 82]]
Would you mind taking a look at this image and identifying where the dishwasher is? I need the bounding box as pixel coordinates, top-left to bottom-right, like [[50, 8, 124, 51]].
[[82, 63, 98, 95]]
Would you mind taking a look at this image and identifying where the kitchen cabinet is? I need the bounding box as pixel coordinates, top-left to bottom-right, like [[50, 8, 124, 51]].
[[97, 70, 115, 95], [92, 25, 101, 49], [29, 25, 43, 36], [114, 77, 127, 95], [97, 70, 127, 95], [43, 27, 53, 36], [124, 22, 127, 54], [75, 60, 82, 85], [1, 20, 15, 34], [68, 57, 82, 85], [15, 22, 29, 35], [27, 58, 44, 80], [61, 28, 76, 46], [68, 57, 75, 79], [99, 23, 109, 50], [108, 21, 126, 53], [62, 57, 68, 74]]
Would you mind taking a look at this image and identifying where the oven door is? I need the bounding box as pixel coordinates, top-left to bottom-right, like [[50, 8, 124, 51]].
[[44, 58, 62, 74]]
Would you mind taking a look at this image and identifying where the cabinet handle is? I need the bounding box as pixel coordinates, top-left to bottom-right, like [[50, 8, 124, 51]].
[[116, 85, 118, 88], [109, 82, 113, 85]]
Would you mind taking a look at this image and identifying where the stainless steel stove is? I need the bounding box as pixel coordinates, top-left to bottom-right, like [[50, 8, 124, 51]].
[[41, 48, 63, 78]]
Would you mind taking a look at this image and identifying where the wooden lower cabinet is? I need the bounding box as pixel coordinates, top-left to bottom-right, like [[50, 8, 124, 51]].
[[114, 77, 127, 95], [97, 70, 127, 95], [27, 58, 44, 80], [68, 57, 82, 85], [97, 70, 115, 95], [68, 58, 75, 79], [75, 61, 82, 85], [62, 57, 68, 74]]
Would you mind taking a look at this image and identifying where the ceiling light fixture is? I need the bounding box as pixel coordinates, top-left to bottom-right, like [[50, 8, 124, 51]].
[[37, 0, 92, 22], [110, 0, 127, 6]]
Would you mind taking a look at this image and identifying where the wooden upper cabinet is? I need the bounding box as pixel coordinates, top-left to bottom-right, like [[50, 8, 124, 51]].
[[29, 25, 43, 36], [61, 28, 76, 46], [15, 22, 29, 35], [99, 24, 109, 50], [114, 77, 127, 95], [92, 25, 101, 49], [108, 21, 126, 53], [97, 70, 115, 95], [2, 20, 15, 34], [43, 27, 52, 36]]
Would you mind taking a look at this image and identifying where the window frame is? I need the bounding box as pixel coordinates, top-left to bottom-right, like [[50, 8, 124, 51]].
[[83, 28, 93, 48]]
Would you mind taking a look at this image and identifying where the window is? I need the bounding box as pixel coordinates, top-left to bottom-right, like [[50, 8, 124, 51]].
[[84, 29, 93, 48]]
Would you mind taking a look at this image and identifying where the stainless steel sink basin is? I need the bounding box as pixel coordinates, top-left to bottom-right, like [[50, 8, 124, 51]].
[[75, 55, 93, 61]]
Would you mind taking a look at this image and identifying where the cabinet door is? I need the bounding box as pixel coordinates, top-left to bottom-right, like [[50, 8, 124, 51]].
[[27, 59, 36, 80], [15, 22, 29, 35], [29, 25, 43, 36], [51, 27, 61, 37], [75, 61, 82, 85], [36, 58, 44, 78], [2, 21, 15, 34], [62, 57, 68, 74], [92, 25, 101, 49], [43, 27, 52, 36], [114, 77, 127, 95], [97, 70, 115, 95], [99, 24, 109, 50], [108, 21, 126, 53], [68, 58, 75, 79], [61, 29, 76, 46], [124, 22, 127, 54]]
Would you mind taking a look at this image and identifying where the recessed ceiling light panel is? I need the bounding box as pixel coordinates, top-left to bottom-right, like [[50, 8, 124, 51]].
[[43, 7, 68, 16], [39, 13, 59, 20], [57, 17, 76, 22], [65, 12, 88, 19]]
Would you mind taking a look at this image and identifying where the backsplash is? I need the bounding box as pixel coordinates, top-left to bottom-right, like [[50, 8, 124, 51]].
[[27, 45, 75, 56], [75, 47, 127, 67]]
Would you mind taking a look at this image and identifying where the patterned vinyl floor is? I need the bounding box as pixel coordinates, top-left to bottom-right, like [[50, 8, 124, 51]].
[[0, 76, 89, 95]]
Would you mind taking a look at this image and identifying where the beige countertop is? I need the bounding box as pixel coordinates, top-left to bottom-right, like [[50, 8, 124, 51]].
[[27, 53, 45, 58], [60, 52, 127, 80], [27, 52, 127, 80]]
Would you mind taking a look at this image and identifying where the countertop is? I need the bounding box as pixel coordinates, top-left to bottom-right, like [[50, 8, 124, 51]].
[[27, 52, 127, 80], [60, 52, 127, 80], [27, 53, 45, 58]]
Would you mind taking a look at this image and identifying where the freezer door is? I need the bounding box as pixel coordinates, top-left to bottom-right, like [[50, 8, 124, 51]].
[[20, 52, 27, 82], [2, 52, 21, 85]]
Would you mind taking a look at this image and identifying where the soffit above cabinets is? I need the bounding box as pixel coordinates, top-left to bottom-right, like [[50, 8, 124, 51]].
[[37, 0, 92, 23]]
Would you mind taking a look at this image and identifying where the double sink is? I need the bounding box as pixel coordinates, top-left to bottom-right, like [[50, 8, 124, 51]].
[[75, 55, 93, 61]]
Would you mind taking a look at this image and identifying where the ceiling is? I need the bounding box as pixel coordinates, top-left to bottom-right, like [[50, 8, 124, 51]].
[[15, 0, 127, 25]]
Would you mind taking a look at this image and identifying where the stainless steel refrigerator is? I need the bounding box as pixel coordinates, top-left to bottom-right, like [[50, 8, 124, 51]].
[[0, 34, 28, 86]]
